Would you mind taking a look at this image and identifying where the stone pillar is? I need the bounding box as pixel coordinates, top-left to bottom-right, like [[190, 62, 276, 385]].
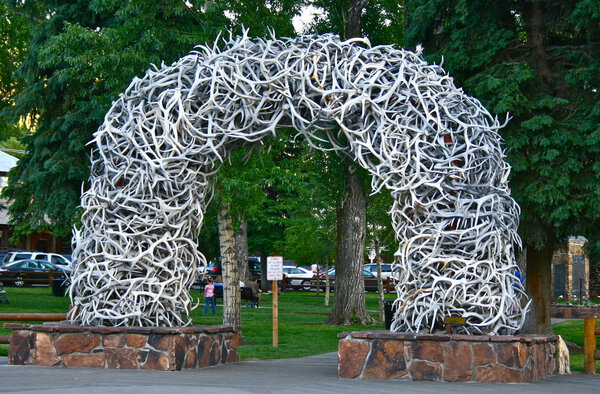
[[338, 330, 559, 382], [5, 323, 240, 370], [568, 237, 589, 300]]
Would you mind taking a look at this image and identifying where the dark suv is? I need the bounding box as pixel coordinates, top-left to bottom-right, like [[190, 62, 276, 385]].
[[205, 257, 261, 278]]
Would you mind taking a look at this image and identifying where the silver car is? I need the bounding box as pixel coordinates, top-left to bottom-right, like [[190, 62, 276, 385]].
[[363, 263, 394, 280]]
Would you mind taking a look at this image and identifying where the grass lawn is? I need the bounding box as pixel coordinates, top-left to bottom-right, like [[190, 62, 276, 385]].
[[0, 287, 72, 357], [552, 319, 600, 373], [187, 288, 393, 360], [0, 287, 394, 359], [1, 286, 599, 373]]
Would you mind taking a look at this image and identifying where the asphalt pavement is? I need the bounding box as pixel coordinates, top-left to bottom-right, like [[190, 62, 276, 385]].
[[1, 352, 599, 393]]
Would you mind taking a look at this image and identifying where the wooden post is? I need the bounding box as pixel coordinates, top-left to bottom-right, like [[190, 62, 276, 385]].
[[266, 256, 282, 348], [584, 317, 597, 374], [273, 280, 278, 347]]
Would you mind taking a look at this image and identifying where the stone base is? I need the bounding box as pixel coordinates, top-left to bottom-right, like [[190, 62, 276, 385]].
[[338, 330, 559, 382], [551, 304, 600, 319], [5, 322, 239, 370]]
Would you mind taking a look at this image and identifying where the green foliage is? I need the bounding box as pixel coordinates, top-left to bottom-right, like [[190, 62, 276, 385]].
[[0, 3, 31, 112], [214, 0, 300, 37], [275, 147, 344, 265], [1, 1, 229, 236], [3, 0, 403, 262], [305, 0, 404, 46], [0, 3, 35, 157], [208, 133, 343, 262], [1, 0, 309, 238]]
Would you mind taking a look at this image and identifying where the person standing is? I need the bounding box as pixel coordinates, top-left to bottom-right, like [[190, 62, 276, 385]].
[[204, 277, 216, 315], [246, 280, 261, 308]]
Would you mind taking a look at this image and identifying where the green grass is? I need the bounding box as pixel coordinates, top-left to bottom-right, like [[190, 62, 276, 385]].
[[552, 319, 600, 373], [2, 286, 600, 373], [187, 289, 394, 360], [0, 286, 72, 357], [552, 320, 587, 347], [0, 287, 394, 359]]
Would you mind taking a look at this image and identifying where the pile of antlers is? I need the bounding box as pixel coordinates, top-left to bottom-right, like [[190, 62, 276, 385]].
[[70, 32, 528, 333]]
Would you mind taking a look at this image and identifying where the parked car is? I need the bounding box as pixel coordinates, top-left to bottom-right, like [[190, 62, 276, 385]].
[[205, 257, 261, 278], [282, 260, 296, 268], [317, 268, 379, 291], [299, 264, 328, 274], [282, 266, 315, 290], [0, 259, 70, 287], [2, 251, 72, 270], [248, 257, 261, 277], [321, 268, 375, 279], [363, 263, 394, 280]]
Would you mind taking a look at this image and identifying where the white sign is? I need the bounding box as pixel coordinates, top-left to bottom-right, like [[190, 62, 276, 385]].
[[368, 249, 376, 262], [267, 256, 283, 281]]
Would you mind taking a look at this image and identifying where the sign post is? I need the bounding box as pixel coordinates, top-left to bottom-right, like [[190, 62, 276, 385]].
[[266, 256, 283, 347]]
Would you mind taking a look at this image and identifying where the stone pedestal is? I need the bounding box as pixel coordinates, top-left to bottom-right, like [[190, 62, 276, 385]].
[[338, 330, 559, 382], [5, 322, 239, 371]]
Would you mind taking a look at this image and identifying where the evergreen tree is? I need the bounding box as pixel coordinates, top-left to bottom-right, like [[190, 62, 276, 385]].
[[1, 1, 228, 236]]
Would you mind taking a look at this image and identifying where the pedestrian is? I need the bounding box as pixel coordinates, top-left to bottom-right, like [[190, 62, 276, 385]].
[[246, 280, 261, 308], [204, 277, 216, 315]]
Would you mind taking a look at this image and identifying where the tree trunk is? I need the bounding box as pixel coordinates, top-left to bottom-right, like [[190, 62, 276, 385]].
[[218, 203, 241, 328], [324, 258, 331, 307], [235, 219, 251, 282], [375, 239, 385, 321], [315, 265, 321, 294], [524, 0, 554, 93], [259, 251, 270, 292], [520, 244, 553, 334], [326, 164, 373, 325], [344, 0, 365, 39]]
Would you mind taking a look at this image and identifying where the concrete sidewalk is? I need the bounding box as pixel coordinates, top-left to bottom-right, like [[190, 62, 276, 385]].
[[1, 352, 599, 393]]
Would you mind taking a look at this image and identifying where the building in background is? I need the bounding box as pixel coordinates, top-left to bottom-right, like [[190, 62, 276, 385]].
[[0, 150, 70, 254]]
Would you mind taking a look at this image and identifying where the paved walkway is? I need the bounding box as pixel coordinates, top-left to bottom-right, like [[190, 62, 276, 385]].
[[1, 352, 599, 393]]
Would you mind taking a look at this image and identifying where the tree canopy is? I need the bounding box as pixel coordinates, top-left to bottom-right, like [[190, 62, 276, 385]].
[[0, 0, 302, 234]]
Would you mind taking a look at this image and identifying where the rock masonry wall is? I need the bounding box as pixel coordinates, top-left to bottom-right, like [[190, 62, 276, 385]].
[[6, 323, 239, 370], [338, 330, 558, 382], [551, 305, 600, 319]]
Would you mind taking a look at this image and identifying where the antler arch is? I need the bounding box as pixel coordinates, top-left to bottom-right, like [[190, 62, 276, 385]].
[[70, 32, 528, 334]]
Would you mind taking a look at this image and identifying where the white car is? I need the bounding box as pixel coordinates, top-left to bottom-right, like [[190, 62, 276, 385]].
[[2, 251, 72, 271], [363, 263, 394, 280], [283, 267, 315, 290]]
